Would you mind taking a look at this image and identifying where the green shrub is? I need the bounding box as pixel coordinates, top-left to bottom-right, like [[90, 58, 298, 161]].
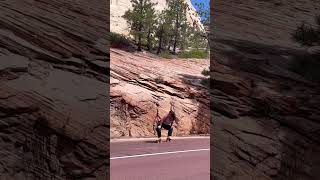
[[290, 15, 320, 82], [159, 51, 173, 59], [201, 68, 210, 76], [178, 49, 209, 59], [292, 22, 319, 46], [155, 76, 165, 84], [292, 15, 320, 46], [110, 32, 133, 49]]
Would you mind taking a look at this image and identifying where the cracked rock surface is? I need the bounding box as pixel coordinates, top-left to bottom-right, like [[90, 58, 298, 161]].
[[110, 48, 210, 138], [0, 0, 108, 179], [211, 1, 320, 180]]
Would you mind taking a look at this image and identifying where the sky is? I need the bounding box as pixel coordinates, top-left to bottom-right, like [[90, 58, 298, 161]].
[[191, 0, 209, 20]]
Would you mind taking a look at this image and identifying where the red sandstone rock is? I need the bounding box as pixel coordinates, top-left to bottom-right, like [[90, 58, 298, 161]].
[[110, 48, 210, 138]]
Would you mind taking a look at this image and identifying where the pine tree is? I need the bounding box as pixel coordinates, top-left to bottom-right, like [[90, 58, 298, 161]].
[[195, 2, 209, 27], [144, 1, 157, 51], [166, 0, 189, 54], [194, 2, 209, 50], [156, 12, 166, 54], [179, 23, 190, 50], [189, 27, 208, 50], [156, 11, 172, 54], [123, 0, 157, 51]]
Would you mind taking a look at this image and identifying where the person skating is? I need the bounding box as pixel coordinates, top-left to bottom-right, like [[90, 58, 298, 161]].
[[154, 105, 178, 143]]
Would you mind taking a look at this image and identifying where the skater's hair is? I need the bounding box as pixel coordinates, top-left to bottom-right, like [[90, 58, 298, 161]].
[[169, 110, 176, 120]]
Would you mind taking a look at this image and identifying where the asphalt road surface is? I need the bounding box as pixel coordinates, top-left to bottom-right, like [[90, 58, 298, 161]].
[[110, 137, 210, 180]]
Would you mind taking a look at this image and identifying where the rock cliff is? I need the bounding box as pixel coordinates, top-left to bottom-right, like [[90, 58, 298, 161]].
[[110, 48, 210, 138], [111, 0, 204, 35], [0, 0, 109, 179], [211, 1, 320, 180]]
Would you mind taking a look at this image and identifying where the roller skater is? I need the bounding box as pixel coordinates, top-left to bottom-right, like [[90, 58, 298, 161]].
[[154, 103, 178, 143]]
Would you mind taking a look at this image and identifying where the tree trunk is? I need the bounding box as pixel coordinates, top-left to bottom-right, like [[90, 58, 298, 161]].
[[137, 0, 143, 51], [173, 36, 177, 53], [137, 23, 142, 51], [157, 29, 163, 54], [147, 29, 151, 51], [173, 13, 179, 54], [167, 38, 171, 51], [138, 34, 142, 51]]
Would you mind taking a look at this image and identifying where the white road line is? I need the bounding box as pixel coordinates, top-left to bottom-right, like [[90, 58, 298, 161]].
[[111, 136, 209, 143], [110, 148, 209, 160]]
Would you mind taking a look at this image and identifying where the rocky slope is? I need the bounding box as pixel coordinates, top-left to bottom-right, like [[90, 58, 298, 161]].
[[110, 48, 210, 138], [111, 0, 204, 35], [0, 0, 108, 179], [211, 1, 320, 180]]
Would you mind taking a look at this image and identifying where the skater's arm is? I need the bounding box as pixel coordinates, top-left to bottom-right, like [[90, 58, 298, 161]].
[[173, 116, 180, 127], [155, 110, 163, 125]]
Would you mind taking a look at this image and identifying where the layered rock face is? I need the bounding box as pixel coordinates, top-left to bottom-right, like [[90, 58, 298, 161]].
[[0, 0, 108, 179], [211, 1, 320, 180], [110, 48, 210, 138], [111, 0, 204, 35]]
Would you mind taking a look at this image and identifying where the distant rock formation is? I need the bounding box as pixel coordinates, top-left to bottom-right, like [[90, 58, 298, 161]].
[[111, 0, 204, 35]]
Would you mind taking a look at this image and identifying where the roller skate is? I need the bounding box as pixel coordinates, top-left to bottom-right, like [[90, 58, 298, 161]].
[[166, 136, 172, 142]]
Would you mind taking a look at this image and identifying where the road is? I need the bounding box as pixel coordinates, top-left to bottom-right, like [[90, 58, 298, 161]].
[[110, 137, 210, 180]]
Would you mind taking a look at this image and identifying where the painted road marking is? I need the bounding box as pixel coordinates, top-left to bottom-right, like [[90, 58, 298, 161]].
[[111, 136, 209, 143], [110, 148, 209, 160]]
